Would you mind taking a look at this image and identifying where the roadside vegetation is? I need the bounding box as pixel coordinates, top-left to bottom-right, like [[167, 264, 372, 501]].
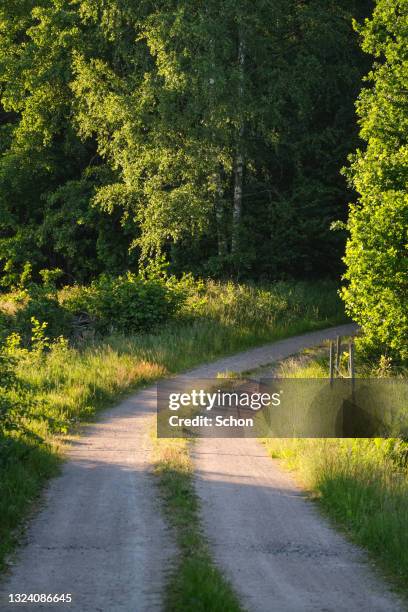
[[263, 347, 408, 592], [153, 435, 243, 611], [0, 275, 345, 571]]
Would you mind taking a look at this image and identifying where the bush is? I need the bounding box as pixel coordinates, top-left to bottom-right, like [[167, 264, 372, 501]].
[[0, 345, 30, 439], [13, 288, 72, 343], [63, 273, 184, 334], [342, 191, 407, 362], [0, 311, 12, 342]]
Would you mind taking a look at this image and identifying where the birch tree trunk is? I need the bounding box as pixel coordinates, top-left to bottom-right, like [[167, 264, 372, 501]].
[[231, 32, 245, 256], [214, 171, 227, 257]]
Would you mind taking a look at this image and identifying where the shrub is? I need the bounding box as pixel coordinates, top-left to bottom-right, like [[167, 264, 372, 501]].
[[0, 311, 12, 342], [63, 273, 184, 334], [13, 287, 72, 343], [0, 344, 30, 439]]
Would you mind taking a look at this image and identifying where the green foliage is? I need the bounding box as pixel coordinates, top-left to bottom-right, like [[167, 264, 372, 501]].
[[0, 2, 136, 283], [63, 273, 184, 334], [0, 270, 72, 344], [182, 279, 343, 332], [0, 0, 372, 281], [0, 346, 29, 438], [1, 267, 189, 342], [13, 287, 72, 342], [39, 268, 63, 292], [72, 0, 371, 278], [342, 0, 408, 362]]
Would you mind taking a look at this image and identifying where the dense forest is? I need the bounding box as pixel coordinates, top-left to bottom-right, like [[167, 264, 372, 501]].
[[0, 0, 406, 359], [0, 0, 373, 283]]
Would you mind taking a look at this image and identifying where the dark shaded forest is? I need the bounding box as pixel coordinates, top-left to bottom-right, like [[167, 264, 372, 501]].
[[0, 1, 373, 284]]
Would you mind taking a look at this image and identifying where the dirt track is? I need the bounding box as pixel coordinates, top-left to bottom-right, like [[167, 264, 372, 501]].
[[1, 323, 402, 611], [0, 387, 174, 612], [194, 436, 403, 612], [191, 322, 403, 611]]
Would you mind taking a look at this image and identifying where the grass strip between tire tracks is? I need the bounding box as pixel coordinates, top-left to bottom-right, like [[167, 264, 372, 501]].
[[153, 434, 244, 612]]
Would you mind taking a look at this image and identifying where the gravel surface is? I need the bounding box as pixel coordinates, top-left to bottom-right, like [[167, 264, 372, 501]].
[[191, 323, 404, 612], [0, 389, 175, 612], [194, 437, 403, 612]]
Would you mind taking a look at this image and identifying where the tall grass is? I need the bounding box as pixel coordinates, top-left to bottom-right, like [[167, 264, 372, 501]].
[[0, 280, 345, 570]]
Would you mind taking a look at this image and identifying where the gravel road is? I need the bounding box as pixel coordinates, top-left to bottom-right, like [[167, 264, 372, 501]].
[[192, 324, 404, 612], [1, 323, 402, 611], [194, 437, 403, 612], [0, 388, 174, 612]]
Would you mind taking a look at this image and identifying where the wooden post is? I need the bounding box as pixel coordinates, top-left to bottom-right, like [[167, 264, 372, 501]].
[[335, 336, 341, 373], [349, 338, 355, 400], [329, 341, 334, 387]]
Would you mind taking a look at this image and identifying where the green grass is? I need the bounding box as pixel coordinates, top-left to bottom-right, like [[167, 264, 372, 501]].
[[0, 279, 346, 571], [153, 436, 244, 611], [262, 349, 408, 593]]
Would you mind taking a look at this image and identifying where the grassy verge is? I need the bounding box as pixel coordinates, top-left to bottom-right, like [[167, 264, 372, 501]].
[[153, 435, 243, 611], [0, 280, 346, 571], [262, 348, 408, 592]]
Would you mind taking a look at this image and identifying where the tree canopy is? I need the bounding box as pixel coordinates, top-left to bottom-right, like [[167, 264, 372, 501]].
[[0, 0, 373, 283], [342, 0, 408, 360]]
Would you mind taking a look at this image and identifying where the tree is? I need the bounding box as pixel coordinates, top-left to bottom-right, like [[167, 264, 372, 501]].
[[0, 0, 136, 284], [74, 0, 371, 277], [0, 0, 373, 282], [342, 0, 408, 361], [73, 0, 249, 262]]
